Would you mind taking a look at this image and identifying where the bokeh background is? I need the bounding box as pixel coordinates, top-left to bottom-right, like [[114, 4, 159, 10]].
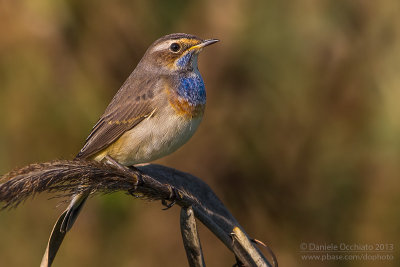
[[1, 0, 400, 266]]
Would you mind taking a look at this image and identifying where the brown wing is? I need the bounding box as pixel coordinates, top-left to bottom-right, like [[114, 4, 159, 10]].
[[76, 73, 158, 160]]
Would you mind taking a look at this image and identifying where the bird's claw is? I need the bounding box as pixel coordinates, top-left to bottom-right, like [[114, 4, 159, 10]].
[[161, 185, 179, 210], [161, 199, 176, 210]]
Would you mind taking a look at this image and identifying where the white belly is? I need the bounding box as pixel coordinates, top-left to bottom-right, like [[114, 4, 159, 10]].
[[93, 106, 203, 166]]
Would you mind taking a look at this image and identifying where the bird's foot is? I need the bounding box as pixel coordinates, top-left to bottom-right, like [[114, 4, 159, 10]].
[[161, 185, 179, 210], [104, 156, 143, 193]]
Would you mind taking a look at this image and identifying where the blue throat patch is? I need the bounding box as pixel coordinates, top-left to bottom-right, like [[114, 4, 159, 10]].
[[176, 53, 192, 68], [178, 73, 206, 106]]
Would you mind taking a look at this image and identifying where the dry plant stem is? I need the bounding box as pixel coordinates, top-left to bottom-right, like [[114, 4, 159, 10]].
[[40, 210, 68, 267], [180, 206, 205, 267], [41, 157, 132, 267], [252, 239, 278, 267], [0, 160, 272, 267], [231, 227, 270, 267]]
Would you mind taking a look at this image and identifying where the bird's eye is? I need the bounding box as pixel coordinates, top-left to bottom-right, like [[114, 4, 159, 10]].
[[170, 43, 181, 52]]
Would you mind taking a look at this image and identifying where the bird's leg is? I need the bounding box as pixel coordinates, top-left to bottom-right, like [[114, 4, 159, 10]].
[[104, 155, 129, 172], [103, 155, 143, 193], [102, 156, 176, 209]]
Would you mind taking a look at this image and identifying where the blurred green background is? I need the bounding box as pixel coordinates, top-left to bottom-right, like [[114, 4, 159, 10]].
[[1, 0, 400, 266]]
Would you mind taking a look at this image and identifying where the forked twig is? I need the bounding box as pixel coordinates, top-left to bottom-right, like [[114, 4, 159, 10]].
[[0, 160, 273, 267]]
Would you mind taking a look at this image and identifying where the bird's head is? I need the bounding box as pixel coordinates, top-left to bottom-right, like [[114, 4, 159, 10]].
[[140, 33, 219, 73]]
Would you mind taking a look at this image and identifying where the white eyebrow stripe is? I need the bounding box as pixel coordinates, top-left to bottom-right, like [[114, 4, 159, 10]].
[[150, 40, 175, 53]]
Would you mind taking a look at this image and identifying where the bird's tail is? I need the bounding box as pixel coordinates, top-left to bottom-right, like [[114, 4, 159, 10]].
[[60, 192, 89, 233]]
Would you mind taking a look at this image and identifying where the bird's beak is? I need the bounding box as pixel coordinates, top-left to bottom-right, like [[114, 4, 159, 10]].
[[189, 39, 219, 52]]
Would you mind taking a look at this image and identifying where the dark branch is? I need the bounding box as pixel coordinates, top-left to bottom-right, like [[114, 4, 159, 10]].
[[0, 160, 272, 267], [180, 206, 205, 267]]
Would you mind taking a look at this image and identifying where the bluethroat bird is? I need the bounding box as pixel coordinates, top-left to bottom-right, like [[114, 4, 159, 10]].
[[60, 33, 218, 232]]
